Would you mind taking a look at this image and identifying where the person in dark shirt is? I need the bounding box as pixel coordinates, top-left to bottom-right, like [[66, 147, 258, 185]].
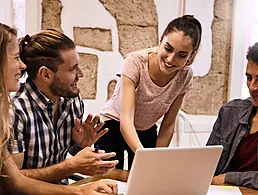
[[207, 42, 258, 189]]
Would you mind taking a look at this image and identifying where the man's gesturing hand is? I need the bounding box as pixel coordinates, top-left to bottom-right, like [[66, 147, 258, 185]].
[[72, 114, 108, 147]]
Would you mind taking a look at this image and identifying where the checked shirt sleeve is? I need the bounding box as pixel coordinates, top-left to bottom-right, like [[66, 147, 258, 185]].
[[12, 109, 26, 154]]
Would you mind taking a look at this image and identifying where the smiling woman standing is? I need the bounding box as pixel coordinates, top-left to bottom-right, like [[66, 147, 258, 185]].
[[96, 15, 202, 170]]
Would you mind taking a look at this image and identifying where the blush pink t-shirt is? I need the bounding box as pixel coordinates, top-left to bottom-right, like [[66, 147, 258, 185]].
[[100, 49, 193, 130]]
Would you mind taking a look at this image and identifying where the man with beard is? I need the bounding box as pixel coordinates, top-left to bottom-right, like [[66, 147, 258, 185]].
[[207, 43, 258, 190], [11, 29, 118, 183]]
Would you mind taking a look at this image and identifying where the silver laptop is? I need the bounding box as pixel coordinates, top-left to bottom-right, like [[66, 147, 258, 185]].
[[122, 146, 223, 195]]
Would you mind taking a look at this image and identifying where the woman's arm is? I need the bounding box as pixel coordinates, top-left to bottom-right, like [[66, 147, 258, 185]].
[[120, 76, 143, 152], [1, 157, 78, 195], [156, 94, 185, 147], [0, 156, 117, 195]]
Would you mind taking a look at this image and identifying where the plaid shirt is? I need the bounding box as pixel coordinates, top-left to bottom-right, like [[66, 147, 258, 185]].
[[12, 78, 84, 169]]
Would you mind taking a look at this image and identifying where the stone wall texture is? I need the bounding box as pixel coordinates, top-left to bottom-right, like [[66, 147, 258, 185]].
[[181, 0, 233, 115], [118, 25, 158, 57], [99, 0, 158, 56], [77, 53, 98, 99], [99, 0, 158, 26], [74, 27, 112, 51], [41, 0, 62, 32]]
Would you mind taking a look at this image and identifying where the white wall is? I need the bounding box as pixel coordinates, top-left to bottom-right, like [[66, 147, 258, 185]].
[[184, 0, 214, 76], [25, 0, 41, 35], [13, 0, 26, 37], [0, 0, 13, 26]]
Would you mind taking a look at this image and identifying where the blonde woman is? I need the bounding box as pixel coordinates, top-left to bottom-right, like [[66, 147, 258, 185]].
[[0, 23, 117, 195]]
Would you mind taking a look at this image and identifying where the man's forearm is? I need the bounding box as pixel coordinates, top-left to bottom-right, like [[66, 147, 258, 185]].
[[21, 158, 76, 183], [225, 171, 258, 190]]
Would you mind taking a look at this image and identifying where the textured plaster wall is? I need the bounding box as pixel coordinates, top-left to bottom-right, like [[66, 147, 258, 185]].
[[74, 27, 113, 51], [99, 0, 158, 56], [78, 53, 98, 99], [41, 0, 62, 32], [41, 0, 233, 116], [181, 0, 233, 115]]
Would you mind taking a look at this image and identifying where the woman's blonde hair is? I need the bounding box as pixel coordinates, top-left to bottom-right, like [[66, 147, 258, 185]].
[[0, 23, 17, 172]]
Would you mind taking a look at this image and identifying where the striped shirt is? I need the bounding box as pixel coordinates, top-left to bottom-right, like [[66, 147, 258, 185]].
[[12, 78, 84, 169]]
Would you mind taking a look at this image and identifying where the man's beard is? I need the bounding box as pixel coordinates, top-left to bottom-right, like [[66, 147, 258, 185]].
[[49, 76, 79, 98]]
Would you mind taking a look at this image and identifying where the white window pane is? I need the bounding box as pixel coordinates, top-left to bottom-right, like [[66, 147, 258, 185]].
[[241, 21, 258, 98], [253, 0, 258, 20], [250, 23, 258, 45]]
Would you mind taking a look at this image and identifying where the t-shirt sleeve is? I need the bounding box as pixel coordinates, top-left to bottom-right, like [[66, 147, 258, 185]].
[[180, 67, 193, 94], [121, 53, 140, 85]]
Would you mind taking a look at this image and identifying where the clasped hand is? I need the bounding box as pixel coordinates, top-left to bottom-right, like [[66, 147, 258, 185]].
[[71, 147, 119, 176]]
